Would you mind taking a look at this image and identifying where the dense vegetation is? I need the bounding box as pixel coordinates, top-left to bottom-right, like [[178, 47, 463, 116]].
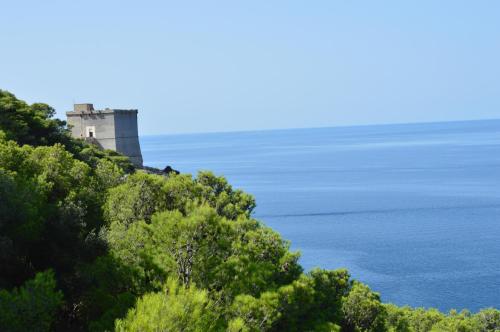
[[0, 89, 498, 331]]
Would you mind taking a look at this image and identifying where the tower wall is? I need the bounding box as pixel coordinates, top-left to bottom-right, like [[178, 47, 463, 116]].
[[66, 104, 143, 167], [66, 112, 117, 150], [113, 110, 143, 166]]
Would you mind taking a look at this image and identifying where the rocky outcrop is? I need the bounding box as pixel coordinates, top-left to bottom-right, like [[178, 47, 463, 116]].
[[141, 165, 180, 176]]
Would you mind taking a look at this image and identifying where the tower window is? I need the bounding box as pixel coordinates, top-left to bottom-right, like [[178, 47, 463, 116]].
[[86, 126, 96, 138]]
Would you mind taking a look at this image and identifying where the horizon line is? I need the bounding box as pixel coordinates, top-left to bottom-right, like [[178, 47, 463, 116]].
[[140, 117, 500, 138]]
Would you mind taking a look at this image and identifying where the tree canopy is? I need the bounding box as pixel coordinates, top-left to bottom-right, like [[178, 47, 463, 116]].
[[0, 90, 498, 331]]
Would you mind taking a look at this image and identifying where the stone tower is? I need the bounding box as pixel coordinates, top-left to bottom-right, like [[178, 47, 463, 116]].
[[66, 103, 143, 167]]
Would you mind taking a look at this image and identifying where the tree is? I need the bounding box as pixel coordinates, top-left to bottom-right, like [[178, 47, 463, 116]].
[[0, 136, 124, 328], [107, 205, 302, 302], [105, 172, 169, 228], [0, 90, 70, 147], [195, 171, 256, 219], [229, 291, 281, 331], [429, 309, 481, 332], [308, 268, 352, 324], [385, 304, 412, 332], [0, 270, 63, 332], [474, 308, 500, 332], [405, 307, 444, 332], [115, 278, 219, 332], [2, 89, 500, 331], [78, 255, 139, 332], [341, 282, 386, 332], [228, 270, 350, 332], [0, 161, 46, 288], [104, 171, 256, 233]]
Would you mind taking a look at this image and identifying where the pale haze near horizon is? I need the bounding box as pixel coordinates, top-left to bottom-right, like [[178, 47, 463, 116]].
[[1, 1, 499, 135]]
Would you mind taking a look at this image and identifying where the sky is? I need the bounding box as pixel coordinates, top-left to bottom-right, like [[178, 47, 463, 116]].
[[1, 1, 500, 135]]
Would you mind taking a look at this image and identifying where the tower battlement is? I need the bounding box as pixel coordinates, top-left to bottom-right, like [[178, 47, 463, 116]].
[[66, 103, 143, 167]]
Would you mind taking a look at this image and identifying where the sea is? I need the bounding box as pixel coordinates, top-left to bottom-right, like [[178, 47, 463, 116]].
[[140, 119, 500, 312]]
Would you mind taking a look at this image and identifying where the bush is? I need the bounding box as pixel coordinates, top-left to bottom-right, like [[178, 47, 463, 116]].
[[115, 278, 219, 331], [0, 270, 63, 332]]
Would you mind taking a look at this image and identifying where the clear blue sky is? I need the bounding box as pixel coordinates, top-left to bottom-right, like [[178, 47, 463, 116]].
[[1, 1, 499, 134]]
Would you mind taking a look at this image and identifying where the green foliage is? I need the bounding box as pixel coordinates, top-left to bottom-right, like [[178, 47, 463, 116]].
[[108, 205, 301, 302], [104, 170, 255, 229], [385, 304, 412, 332], [230, 291, 281, 331], [342, 282, 386, 332], [115, 278, 219, 332], [0, 89, 134, 174], [94, 158, 126, 190], [0, 159, 46, 287], [0, 270, 63, 332], [0, 141, 108, 256], [195, 171, 256, 219], [228, 269, 350, 332], [0, 141, 109, 290], [0, 91, 134, 328], [77, 144, 135, 174], [1, 89, 499, 331], [0, 90, 71, 147], [473, 308, 500, 332], [385, 305, 500, 332], [78, 255, 139, 331], [105, 172, 169, 227], [429, 310, 480, 332], [308, 268, 352, 323], [313, 322, 342, 332]]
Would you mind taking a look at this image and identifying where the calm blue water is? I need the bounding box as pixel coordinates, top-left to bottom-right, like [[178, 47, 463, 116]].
[[141, 120, 500, 312]]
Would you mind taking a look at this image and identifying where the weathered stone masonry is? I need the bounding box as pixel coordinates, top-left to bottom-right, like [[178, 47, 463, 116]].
[[66, 103, 143, 166]]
